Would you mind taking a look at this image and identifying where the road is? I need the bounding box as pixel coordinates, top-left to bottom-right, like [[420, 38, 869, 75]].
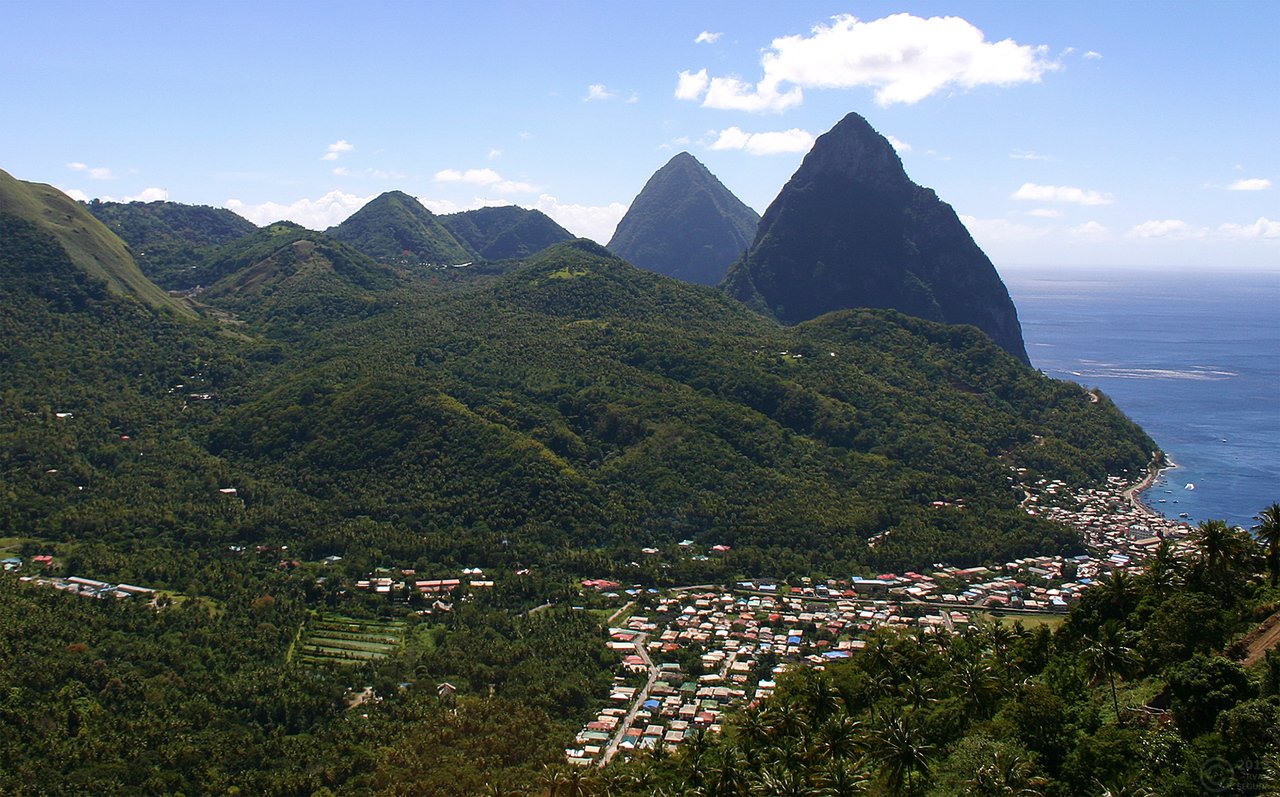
[[598, 629, 658, 767]]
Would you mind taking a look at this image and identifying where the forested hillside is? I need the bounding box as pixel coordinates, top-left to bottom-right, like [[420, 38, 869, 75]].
[[0, 179, 1198, 796], [85, 198, 257, 289]]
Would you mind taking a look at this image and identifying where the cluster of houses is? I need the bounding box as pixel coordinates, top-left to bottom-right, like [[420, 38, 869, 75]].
[[18, 574, 155, 601], [352, 567, 495, 598], [567, 470, 1192, 765]]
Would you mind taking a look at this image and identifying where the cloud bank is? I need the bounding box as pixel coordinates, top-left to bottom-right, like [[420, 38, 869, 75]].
[[1013, 182, 1114, 206], [710, 127, 814, 155], [676, 13, 1056, 111]]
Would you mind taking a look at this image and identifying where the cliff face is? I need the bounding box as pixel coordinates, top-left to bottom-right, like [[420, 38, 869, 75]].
[[608, 152, 760, 286], [722, 113, 1029, 364]]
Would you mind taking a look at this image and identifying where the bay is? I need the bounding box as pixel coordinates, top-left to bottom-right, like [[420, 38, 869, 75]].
[[1005, 268, 1280, 530]]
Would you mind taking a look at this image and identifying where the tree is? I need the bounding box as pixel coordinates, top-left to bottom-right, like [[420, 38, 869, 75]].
[[868, 710, 931, 796], [1081, 620, 1139, 722], [1253, 503, 1280, 588], [1188, 519, 1256, 595]]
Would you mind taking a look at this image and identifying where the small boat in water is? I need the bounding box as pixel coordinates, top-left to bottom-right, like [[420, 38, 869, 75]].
[[1185, 483, 1195, 490]]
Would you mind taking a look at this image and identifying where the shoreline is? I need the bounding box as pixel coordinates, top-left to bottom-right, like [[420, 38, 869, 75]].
[[1122, 455, 1177, 519]]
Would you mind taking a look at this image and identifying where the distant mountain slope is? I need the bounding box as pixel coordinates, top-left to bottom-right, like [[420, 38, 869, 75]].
[[327, 190, 473, 265], [722, 113, 1029, 364], [607, 152, 760, 286], [0, 169, 191, 315], [200, 222, 396, 334], [85, 199, 256, 290], [440, 205, 573, 260]]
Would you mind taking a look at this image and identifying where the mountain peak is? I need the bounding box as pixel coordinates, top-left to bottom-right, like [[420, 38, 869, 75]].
[[607, 152, 759, 286], [800, 112, 910, 191], [328, 191, 473, 265], [723, 113, 1030, 364]]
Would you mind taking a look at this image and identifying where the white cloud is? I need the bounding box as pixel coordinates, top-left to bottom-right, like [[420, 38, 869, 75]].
[[710, 126, 814, 155], [415, 196, 510, 215], [1227, 177, 1272, 191], [1010, 150, 1051, 161], [959, 215, 1048, 243], [63, 186, 168, 203], [1127, 219, 1198, 239], [1013, 182, 1114, 205], [1068, 221, 1110, 241], [626, 91, 640, 104], [675, 69, 710, 101], [487, 149, 503, 161], [532, 194, 626, 244], [1083, 50, 1103, 60], [1217, 217, 1280, 239], [321, 139, 354, 161], [886, 135, 911, 154], [702, 75, 804, 112], [67, 162, 114, 180], [695, 31, 722, 44], [584, 83, 615, 101], [1026, 208, 1063, 218], [679, 13, 1056, 111], [434, 168, 537, 194], [224, 190, 374, 229]]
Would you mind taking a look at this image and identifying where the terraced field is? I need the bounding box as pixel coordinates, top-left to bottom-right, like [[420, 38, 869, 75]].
[[296, 615, 404, 667]]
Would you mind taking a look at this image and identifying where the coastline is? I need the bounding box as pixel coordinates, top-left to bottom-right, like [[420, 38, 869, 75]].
[[1124, 455, 1176, 519]]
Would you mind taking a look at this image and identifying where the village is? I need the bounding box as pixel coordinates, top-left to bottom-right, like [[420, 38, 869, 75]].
[[564, 469, 1194, 766], [1, 465, 1198, 770]]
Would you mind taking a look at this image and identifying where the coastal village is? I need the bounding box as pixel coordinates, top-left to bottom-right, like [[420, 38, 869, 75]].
[[3, 465, 1198, 768], [565, 468, 1194, 766]]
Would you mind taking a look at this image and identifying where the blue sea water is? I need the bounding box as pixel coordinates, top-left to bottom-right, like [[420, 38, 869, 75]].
[[1004, 268, 1280, 530]]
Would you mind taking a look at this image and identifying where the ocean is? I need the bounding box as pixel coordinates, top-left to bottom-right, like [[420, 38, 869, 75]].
[[1004, 268, 1279, 530]]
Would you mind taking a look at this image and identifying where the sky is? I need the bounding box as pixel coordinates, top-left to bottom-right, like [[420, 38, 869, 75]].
[[2, 1, 1276, 270]]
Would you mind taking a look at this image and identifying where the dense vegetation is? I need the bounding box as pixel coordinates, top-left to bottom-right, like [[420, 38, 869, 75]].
[[327, 190, 473, 266], [441, 205, 574, 260], [608, 152, 759, 286], [85, 199, 257, 290], [1, 178, 1218, 796], [0, 169, 188, 314], [588, 519, 1280, 796]]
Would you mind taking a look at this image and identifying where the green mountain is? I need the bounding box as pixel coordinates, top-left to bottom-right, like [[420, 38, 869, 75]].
[[327, 190, 474, 265], [201, 239, 1152, 571], [608, 151, 760, 285], [723, 113, 1030, 364], [0, 201, 1177, 795], [199, 221, 396, 334], [440, 205, 573, 260], [85, 199, 257, 290], [0, 169, 191, 316]]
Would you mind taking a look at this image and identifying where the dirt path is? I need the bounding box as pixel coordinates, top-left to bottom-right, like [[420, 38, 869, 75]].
[[1239, 608, 1280, 667]]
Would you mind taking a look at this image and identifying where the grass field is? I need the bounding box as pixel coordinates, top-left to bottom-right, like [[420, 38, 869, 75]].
[[296, 614, 405, 667]]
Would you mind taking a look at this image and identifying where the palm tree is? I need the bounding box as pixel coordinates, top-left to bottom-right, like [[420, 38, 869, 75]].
[[816, 760, 870, 796], [817, 714, 863, 761], [868, 710, 932, 796], [964, 749, 1048, 796], [1081, 620, 1140, 722], [1253, 503, 1280, 587], [1142, 540, 1184, 599], [751, 764, 820, 797], [1189, 518, 1255, 590]]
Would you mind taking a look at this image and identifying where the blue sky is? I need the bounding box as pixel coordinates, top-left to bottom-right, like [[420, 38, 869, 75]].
[[3, 1, 1276, 269]]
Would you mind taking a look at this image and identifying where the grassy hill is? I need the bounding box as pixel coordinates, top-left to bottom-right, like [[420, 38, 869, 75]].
[[0, 169, 191, 315]]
